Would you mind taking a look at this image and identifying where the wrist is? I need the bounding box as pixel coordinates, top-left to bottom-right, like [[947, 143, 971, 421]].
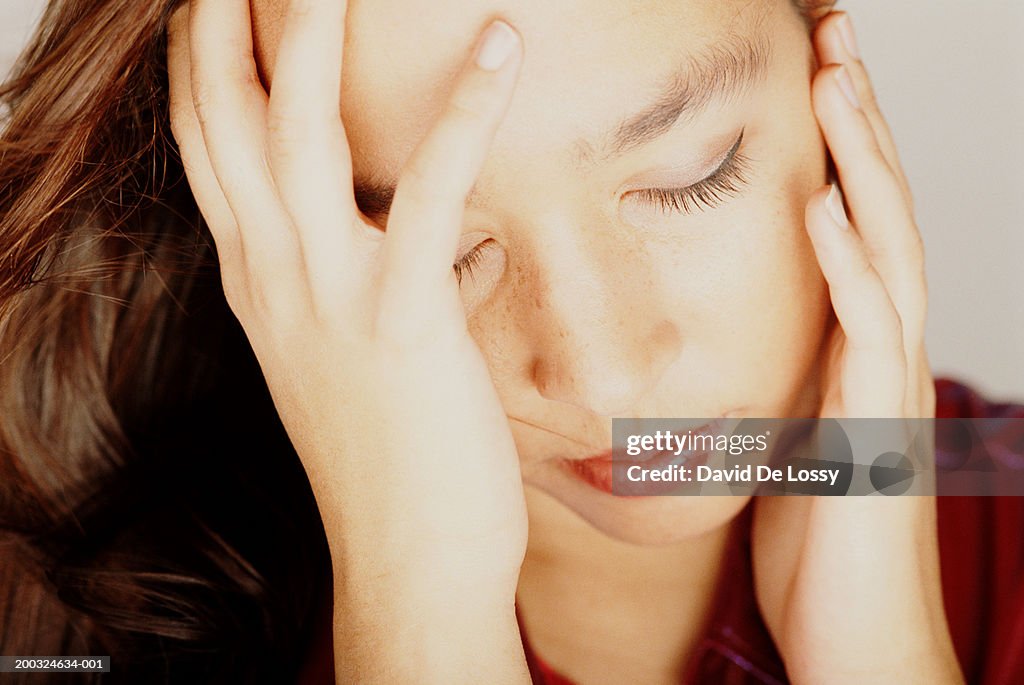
[[333, 578, 528, 684], [788, 637, 964, 685]]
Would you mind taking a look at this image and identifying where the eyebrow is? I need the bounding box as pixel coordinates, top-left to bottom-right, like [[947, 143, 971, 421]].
[[353, 29, 772, 216], [599, 31, 772, 160], [353, 178, 396, 219]]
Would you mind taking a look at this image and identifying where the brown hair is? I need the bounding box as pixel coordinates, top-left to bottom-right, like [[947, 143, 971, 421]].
[[0, 1, 329, 682], [0, 0, 834, 682]]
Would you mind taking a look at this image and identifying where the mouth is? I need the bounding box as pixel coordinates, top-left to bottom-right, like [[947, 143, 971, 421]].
[[558, 416, 730, 496]]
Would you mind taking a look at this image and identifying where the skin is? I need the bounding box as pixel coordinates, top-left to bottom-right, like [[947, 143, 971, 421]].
[[166, 0, 964, 683], [250, 0, 832, 545]]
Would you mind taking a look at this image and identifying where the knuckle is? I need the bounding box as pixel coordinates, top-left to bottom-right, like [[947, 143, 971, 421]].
[[908, 233, 927, 270], [863, 154, 904, 200], [811, 67, 839, 102], [285, 0, 315, 23], [265, 108, 344, 173], [444, 82, 500, 142], [177, 150, 205, 180], [860, 87, 881, 115], [190, 65, 261, 125], [246, 271, 296, 318], [265, 109, 301, 149], [848, 249, 876, 281], [189, 81, 217, 127], [208, 228, 241, 262], [219, 270, 248, 317], [851, 64, 880, 108], [167, 105, 196, 147], [395, 158, 438, 205], [904, 310, 927, 347], [446, 91, 487, 127], [888, 308, 905, 343], [863, 136, 891, 171], [266, 111, 323, 162], [402, 146, 474, 208], [240, 66, 266, 96], [445, 69, 499, 123]]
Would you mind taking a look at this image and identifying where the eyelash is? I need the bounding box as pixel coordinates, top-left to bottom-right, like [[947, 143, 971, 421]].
[[453, 131, 750, 283], [453, 239, 494, 285], [628, 130, 750, 215]]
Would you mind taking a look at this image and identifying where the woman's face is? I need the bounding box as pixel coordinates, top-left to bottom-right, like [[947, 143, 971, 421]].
[[252, 0, 832, 545]]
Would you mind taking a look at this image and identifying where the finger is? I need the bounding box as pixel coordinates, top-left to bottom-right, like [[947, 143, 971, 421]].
[[266, 0, 359, 288], [188, 0, 305, 301], [379, 20, 522, 329], [807, 185, 906, 417], [167, 4, 242, 273], [813, 12, 914, 211], [811, 18, 933, 418], [811, 64, 926, 346]]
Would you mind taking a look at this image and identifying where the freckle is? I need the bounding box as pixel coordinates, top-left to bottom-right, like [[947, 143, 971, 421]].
[[651, 320, 682, 349]]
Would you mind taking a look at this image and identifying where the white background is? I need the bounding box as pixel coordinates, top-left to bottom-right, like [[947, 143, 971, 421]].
[[2, 1, 1021, 400]]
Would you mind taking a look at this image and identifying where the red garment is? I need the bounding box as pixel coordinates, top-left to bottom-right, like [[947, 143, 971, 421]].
[[301, 379, 1024, 684]]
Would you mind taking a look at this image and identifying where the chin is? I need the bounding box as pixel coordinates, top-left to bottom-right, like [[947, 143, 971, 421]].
[[527, 465, 753, 546]]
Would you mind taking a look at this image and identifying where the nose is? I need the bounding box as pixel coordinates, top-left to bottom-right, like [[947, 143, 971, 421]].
[[524, 235, 683, 417]]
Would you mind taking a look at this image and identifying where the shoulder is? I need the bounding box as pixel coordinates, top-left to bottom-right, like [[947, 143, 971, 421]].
[[933, 378, 1024, 684]]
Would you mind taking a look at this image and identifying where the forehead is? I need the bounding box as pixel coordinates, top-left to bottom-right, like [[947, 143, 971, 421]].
[[253, 0, 794, 179]]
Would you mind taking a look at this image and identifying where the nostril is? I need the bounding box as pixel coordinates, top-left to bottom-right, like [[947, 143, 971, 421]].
[[533, 357, 647, 417], [530, 320, 683, 417]]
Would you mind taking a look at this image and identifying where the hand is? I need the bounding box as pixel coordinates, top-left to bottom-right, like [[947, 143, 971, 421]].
[[166, 1, 529, 681], [751, 12, 963, 685]]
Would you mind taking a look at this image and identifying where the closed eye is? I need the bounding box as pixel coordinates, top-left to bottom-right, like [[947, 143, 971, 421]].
[[626, 130, 750, 214], [453, 238, 495, 284]]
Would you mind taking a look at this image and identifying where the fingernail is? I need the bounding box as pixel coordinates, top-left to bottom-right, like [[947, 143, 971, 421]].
[[476, 20, 518, 71], [837, 14, 861, 60], [826, 184, 850, 230], [835, 66, 861, 110]]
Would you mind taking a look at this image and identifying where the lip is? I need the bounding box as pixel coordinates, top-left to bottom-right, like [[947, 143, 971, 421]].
[[559, 416, 729, 496]]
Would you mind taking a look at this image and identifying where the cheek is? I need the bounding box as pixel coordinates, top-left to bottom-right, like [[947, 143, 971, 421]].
[[642, 156, 830, 406], [647, 138, 826, 320], [695, 104, 831, 356], [645, 77, 828, 338], [713, 197, 831, 401], [728, 204, 830, 344], [657, 214, 826, 344]]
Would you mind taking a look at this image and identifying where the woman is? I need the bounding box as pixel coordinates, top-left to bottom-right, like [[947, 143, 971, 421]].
[[0, 0, 1020, 682]]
